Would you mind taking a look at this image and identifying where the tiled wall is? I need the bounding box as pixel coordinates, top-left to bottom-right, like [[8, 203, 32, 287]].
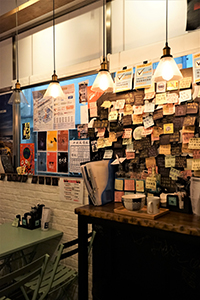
[[0, 176, 92, 299]]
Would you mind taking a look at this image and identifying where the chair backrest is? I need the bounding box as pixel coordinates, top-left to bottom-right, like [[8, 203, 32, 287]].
[[0, 254, 49, 300], [41, 230, 96, 297], [60, 230, 96, 260]]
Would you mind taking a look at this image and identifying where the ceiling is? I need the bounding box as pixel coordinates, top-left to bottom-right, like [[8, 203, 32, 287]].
[[0, 0, 99, 41]]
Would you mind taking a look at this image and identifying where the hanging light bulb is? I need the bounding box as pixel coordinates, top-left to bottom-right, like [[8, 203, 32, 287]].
[[8, 81, 28, 105], [8, 1, 28, 105], [43, 72, 65, 99], [91, 58, 114, 93], [153, 0, 183, 82], [91, 0, 114, 93], [44, 0, 65, 99]]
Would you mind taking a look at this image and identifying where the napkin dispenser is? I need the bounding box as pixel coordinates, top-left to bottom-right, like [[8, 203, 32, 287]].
[[81, 159, 117, 206]]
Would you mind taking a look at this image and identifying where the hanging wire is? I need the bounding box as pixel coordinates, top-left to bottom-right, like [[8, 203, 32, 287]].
[[166, 0, 168, 46], [53, 0, 56, 74], [103, 0, 106, 59], [15, 0, 19, 82]]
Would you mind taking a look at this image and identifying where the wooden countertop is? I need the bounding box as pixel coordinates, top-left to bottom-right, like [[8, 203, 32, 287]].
[[75, 202, 200, 237]]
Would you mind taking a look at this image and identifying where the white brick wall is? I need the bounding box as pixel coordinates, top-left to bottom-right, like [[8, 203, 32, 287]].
[[0, 176, 93, 299]]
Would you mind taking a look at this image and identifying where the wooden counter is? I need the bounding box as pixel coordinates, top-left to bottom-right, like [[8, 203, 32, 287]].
[[75, 203, 200, 300], [75, 202, 200, 237]]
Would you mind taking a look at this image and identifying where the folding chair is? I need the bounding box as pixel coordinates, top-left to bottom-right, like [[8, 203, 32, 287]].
[[23, 230, 96, 300], [0, 254, 49, 300]]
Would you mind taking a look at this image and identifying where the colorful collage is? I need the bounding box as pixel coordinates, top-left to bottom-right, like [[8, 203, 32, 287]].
[[37, 130, 68, 173]]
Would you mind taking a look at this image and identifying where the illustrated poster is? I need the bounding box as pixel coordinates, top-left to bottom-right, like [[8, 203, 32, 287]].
[[20, 143, 35, 174], [47, 152, 57, 173]]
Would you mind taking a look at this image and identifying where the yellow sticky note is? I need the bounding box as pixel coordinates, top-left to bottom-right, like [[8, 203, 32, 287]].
[[115, 178, 124, 191], [136, 180, 145, 192], [160, 144, 171, 155], [192, 159, 200, 171], [164, 123, 174, 134], [146, 177, 157, 190], [165, 156, 175, 168]]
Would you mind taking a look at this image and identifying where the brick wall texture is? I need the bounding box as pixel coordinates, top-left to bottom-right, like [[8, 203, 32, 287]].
[[0, 177, 93, 299]]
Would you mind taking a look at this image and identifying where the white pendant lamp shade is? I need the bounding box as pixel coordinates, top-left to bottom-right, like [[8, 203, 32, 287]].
[[153, 48, 183, 82], [8, 82, 28, 105], [44, 0, 64, 100], [154, 0, 183, 83], [91, 69, 114, 93], [43, 74, 65, 99], [91, 58, 114, 93]]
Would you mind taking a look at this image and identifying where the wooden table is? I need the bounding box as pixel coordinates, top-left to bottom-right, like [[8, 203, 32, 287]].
[[75, 202, 200, 300], [0, 223, 63, 270]]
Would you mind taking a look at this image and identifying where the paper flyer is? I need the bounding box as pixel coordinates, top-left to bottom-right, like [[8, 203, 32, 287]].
[[193, 52, 200, 84], [134, 62, 153, 89], [114, 68, 133, 93], [54, 83, 75, 130], [32, 90, 53, 131], [60, 177, 84, 204], [69, 139, 90, 173]]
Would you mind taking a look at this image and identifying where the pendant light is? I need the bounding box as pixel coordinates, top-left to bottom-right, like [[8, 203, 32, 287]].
[[91, 0, 114, 93], [8, 0, 28, 105], [153, 0, 183, 82], [43, 0, 65, 99]]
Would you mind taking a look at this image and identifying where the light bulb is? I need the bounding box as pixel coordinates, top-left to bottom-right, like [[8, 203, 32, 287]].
[[161, 60, 174, 81], [99, 73, 109, 91]]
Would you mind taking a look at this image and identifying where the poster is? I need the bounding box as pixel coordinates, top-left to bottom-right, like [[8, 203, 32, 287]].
[[33, 90, 53, 131], [57, 130, 68, 151], [37, 152, 47, 172], [134, 62, 153, 89], [69, 139, 90, 173], [193, 52, 200, 84], [47, 131, 57, 151], [114, 68, 133, 93], [22, 123, 30, 140], [38, 131, 47, 151], [57, 152, 68, 173], [0, 93, 13, 156], [46, 152, 57, 173], [20, 143, 35, 174], [60, 177, 84, 204]]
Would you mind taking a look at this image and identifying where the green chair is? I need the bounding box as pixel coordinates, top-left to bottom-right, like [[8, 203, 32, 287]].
[[0, 254, 49, 300], [23, 231, 96, 300]]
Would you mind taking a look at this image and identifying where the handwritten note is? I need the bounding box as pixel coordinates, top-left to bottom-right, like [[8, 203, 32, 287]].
[[160, 144, 171, 155], [165, 156, 176, 168], [115, 178, 124, 191], [132, 114, 143, 124], [124, 179, 135, 191], [188, 138, 200, 149], [179, 89, 192, 102], [169, 168, 180, 180], [192, 159, 200, 171], [133, 105, 144, 115], [166, 93, 179, 103], [136, 180, 145, 192], [182, 133, 194, 144], [146, 177, 157, 190], [167, 80, 179, 91], [163, 104, 175, 115], [143, 115, 154, 129], [179, 77, 192, 89], [193, 150, 200, 159], [155, 93, 167, 105], [145, 157, 156, 168]]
